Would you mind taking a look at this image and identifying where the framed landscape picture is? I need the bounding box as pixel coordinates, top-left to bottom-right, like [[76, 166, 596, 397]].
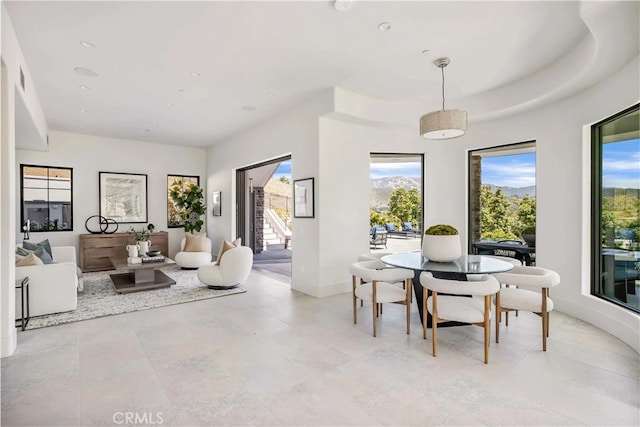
[[294, 177, 314, 218], [99, 172, 148, 223]]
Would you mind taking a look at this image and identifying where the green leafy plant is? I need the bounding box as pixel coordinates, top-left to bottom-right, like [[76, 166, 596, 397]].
[[425, 224, 459, 235], [128, 226, 150, 241], [169, 179, 206, 233]]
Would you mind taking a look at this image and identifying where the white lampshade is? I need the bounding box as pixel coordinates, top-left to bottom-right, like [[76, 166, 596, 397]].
[[420, 109, 467, 139]]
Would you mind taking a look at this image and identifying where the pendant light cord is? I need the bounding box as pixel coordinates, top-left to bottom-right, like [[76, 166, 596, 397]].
[[441, 66, 446, 111]]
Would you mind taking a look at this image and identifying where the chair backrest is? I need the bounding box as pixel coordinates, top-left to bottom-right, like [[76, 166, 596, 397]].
[[358, 252, 391, 261], [402, 222, 413, 231], [493, 266, 560, 289], [180, 236, 212, 253], [483, 255, 522, 266], [350, 260, 413, 283], [420, 272, 499, 296], [219, 246, 253, 285]]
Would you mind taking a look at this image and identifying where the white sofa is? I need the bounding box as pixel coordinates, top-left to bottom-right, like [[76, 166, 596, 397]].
[[15, 246, 79, 317]]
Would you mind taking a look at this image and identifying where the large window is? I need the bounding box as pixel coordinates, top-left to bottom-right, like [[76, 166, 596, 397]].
[[468, 142, 536, 263], [20, 164, 73, 232], [369, 153, 424, 253], [592, 104, 640, 313], [167, 175, 199, 228]]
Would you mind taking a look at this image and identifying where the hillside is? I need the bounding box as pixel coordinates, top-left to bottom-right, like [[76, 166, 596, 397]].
[[370, 176, 420, 211]]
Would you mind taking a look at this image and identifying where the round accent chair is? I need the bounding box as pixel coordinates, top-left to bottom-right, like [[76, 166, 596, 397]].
[[197, 246, 253, 290], [174, 235, 213, 269]]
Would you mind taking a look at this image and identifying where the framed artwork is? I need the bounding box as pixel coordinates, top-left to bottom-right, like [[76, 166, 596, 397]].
[[212, 191, 222, 216], [294, 177, 314, 218], [167, 174, 199, 228], [99, 172, 148, 223]]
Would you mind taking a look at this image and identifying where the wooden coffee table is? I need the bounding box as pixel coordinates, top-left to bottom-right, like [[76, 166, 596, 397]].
[[110, 257, 176, 294]]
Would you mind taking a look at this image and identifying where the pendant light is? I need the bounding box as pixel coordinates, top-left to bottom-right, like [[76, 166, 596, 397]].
[[420, 57, 467, 139]]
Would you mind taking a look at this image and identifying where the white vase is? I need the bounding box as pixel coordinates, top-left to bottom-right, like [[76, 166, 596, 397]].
[[126, 244, 140, 258], [138, 240, 151, 256], [422, 234, 461, 262]]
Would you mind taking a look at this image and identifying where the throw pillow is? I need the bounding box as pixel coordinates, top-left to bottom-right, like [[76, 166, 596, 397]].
[[17, 245, 53, 264], [23, 239, 54, 260], [183, 234, 207, 252], [33, 246, 53, 264], [16, 253, 44, 267], [215, 237, 241, 265]]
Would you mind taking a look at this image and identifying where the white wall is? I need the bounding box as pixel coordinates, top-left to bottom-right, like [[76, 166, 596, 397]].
[[16, 131, 207, 258], [205, 90, 333, 297], [1, 3, 48, 358]]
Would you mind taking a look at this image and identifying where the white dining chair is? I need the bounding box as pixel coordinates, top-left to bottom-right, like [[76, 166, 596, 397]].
[[349, 259, 413, 337], [492, 266, 560, 351], [420, 272, 500, 364]]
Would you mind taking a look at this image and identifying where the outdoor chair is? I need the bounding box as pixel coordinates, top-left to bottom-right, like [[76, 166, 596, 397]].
[[370, 226, 388, 249]]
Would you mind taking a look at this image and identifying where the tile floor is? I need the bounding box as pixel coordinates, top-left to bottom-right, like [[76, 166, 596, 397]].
[[1, 270, 639, 426]]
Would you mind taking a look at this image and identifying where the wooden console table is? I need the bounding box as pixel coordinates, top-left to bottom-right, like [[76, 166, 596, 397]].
[[79, 231, 168, 272]]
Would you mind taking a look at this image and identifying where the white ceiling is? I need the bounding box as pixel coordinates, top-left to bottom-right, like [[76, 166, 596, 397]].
[[4, 1, 639, 148]]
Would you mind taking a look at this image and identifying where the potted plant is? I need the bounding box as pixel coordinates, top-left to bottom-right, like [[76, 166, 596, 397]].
[[422, 224, 461, 262], [128, 226, 152, 255], [521, 226, 536, 247], [169, 179, 206, 234]]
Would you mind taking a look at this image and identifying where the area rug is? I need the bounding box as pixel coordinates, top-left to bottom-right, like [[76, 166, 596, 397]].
[[24, 265, 246, 330]]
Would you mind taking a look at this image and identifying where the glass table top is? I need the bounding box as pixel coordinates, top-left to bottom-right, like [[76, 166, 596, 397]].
[[381, 252, 515, 274]]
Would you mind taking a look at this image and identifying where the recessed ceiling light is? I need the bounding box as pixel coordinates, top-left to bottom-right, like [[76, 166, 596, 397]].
[[79, 109, 88, 113], [79, 85, 91, 90], [74, 67, 98, 77], [190, 72, 200, 77], [80, 40, 95, 48], [241, 105, 256, 112], [166, 103, 174, 107], [378, 22, 391, 31], [334, 0, 353, 12]]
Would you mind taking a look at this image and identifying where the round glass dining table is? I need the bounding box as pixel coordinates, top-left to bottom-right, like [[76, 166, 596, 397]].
[[380, 252, 515, 327]]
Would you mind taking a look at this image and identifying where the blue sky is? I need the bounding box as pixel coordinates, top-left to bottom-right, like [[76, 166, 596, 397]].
[[482, 152, 536, 188], [369, 162, 421, 179], [272, 160, 291, 180], [602, 138, 640, 189]]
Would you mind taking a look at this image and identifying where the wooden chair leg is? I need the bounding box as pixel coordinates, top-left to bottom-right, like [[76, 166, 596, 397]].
[[542, 288, 548, 351], [405, 280, 411, 335], [372, 281, 377, 337], [495, 291, 501, 343], [432, 292, 438, 357], [352, 275, 357, 325], [484, 295, 490, 364], [422, 289, 428, 340]]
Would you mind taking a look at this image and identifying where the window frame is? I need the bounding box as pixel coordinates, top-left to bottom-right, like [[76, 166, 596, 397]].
[[467, 140, 536, 254], [590, 103, 640, 313], [20, 164, 73, 233]]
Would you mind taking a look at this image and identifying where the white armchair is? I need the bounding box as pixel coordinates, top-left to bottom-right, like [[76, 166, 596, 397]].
[[175, 236, 213, 269], [197, 246, 253, 290], [15, 246, 79, 317]]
